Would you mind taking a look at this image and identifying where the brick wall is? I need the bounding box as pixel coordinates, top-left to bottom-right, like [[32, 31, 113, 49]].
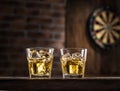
[[0, 0, 66, 77]]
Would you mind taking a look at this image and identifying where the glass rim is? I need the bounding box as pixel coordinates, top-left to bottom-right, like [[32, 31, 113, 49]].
[[26, 47, 54, 50], [60, 48, 87, 50]]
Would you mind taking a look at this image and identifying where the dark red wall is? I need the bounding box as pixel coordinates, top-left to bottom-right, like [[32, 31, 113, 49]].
[[0, 0, 66, 77]]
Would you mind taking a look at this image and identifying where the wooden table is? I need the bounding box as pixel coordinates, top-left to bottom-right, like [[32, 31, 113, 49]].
[[0, 77, 120, 91]]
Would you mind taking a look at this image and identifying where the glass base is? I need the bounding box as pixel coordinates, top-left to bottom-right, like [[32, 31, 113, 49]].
[[63, 74, 83, 79], [29, 74, 51, 79]]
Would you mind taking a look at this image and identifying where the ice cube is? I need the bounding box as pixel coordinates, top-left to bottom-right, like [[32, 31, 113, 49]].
[[37, 62, 46, 74], [39, 49, 46, 54], [31, 50, 41, 58], [62, 53, 72, 61], [39, 50, 51, 59], [72, 52, 82, 60], [42, 58, 50, 63]]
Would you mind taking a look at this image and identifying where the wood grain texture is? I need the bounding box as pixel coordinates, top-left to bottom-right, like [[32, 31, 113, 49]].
[[65, 0, 120, 76]]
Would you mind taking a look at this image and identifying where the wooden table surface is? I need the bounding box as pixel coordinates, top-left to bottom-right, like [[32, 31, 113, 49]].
[[0, 77, 120, 91]]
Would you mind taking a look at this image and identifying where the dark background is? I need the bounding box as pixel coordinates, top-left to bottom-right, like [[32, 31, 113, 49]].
[[0, 0, 65, 77]]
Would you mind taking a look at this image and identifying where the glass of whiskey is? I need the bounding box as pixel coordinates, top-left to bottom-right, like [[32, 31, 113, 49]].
[[26, 47, 54, 79], [60, 48, 87, 78]]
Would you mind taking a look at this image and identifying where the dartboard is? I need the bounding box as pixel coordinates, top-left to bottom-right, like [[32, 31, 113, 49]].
[[89, 6, 120, 50]]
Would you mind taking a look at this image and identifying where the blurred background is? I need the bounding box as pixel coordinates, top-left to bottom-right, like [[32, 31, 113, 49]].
[[0, 0, 120, 77], [0, 0, 65, 77]]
